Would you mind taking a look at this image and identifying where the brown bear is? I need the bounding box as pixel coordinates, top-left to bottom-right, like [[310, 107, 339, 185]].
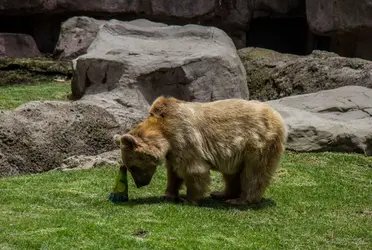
[[114, 96, 287, 205]]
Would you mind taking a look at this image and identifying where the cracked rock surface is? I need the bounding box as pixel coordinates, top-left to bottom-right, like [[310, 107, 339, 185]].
[[267, 86, 372, 155], [72, 18, 248, 127]]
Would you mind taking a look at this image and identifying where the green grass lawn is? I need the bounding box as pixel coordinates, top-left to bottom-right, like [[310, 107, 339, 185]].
[[0, 152, 371, 250], [0, 82, 71, 110]]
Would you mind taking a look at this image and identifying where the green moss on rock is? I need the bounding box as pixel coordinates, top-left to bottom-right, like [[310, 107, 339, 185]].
[[0, 58, 73, 85]]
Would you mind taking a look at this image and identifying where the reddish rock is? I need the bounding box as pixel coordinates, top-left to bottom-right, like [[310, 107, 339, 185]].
[[0, 33, 41, 58]]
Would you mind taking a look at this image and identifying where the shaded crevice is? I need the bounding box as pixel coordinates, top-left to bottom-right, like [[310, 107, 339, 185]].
[[136, 67, 192, 104], [247, 17, 331, 55]]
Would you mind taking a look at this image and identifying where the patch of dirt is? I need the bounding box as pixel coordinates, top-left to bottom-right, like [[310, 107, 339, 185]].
[[133, 229, 148, 238]]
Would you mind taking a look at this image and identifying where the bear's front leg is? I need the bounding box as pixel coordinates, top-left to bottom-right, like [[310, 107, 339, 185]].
[[163, 164, 183, 202], [183, 173, 211, 205]]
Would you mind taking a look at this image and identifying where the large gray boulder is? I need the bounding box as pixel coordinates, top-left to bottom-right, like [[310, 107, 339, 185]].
[[268, 86, 372, 156], [0, 33, 41, 58], [72, 19, 248, 125], [0, 101, 122, 176], [238, 47, 372, 101]]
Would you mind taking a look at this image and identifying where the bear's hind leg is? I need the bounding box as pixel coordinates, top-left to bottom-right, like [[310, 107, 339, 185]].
[[226, 145, 283, 205], [163, 164, 184, 201], [184, 172, 211, 205], [210, 173, 241, 200]]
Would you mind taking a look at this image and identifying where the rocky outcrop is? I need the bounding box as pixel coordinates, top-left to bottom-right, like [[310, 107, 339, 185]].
[[0, 33, 41, 58], [72, 19, 248, 126], [268, 86, 372, 156], [0, 101, 122, 176], [3, 1, 372, 61], [0, 0, 304, 22], [238, 47, 372, 101]]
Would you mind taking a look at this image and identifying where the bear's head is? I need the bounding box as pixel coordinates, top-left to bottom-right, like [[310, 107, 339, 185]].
[[114, 133, 161, 188], [113, 96, 177, 187]]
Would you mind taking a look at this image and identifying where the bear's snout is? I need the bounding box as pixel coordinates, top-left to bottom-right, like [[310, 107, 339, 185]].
[[129, 166, 155, 188]]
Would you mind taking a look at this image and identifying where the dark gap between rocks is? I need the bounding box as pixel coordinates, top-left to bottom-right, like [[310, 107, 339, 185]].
[[246, 17, 331, 55]]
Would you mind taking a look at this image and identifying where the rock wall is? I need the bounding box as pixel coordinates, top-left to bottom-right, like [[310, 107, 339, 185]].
[[1, 1, 372, 60], [0, 1, 327, 58], [0, 0, 253, 53]]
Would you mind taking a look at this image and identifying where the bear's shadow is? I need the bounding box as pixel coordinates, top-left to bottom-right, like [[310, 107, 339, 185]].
[[113, 196, 276, 211]]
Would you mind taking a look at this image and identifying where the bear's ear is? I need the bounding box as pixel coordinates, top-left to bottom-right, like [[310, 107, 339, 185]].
[[121, 134, 138, 149], [150, 96, 182, 118]]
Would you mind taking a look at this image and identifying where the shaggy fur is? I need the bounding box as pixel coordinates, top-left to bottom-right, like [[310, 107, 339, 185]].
[[115, 96, 287, 205]]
